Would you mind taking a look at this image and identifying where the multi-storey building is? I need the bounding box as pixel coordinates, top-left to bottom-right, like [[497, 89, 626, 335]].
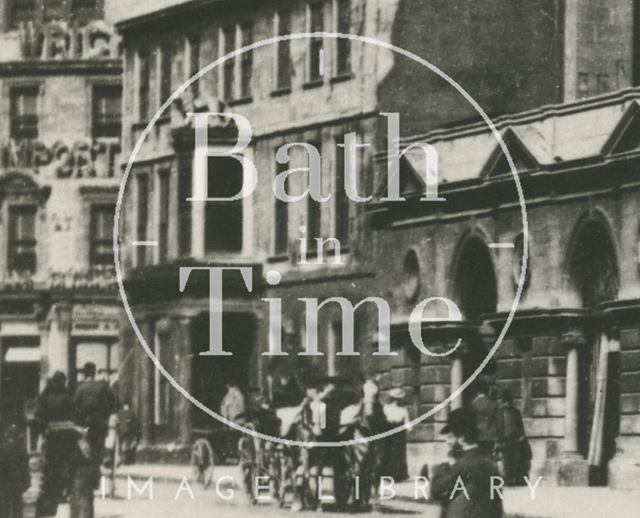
[[0, 0, 122, 419], [113, 0, 640, 486], [369, 89, 640, 488]]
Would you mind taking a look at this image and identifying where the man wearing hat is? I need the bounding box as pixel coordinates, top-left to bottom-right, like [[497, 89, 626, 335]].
[[430, 408, 503, 518], [381, 388, 411, 482]]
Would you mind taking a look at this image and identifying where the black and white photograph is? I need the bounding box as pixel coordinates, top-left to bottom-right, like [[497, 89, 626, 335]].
[[0, 1, 639, 518]]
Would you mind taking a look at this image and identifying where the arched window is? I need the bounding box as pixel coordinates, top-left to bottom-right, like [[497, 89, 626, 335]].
[[452, 236, 498, 320], [568, 216, 619, 308]]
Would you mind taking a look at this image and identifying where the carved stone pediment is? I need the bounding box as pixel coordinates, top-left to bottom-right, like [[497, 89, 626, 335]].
[[0, 171, 51, 205]]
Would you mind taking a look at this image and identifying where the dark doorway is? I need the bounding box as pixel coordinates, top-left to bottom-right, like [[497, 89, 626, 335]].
[[568, 216, 620, 485], [191, 312, 255, 431], [1, 336, 41, 419], [452, 236, 498, 403], [453, 236, 498, 320]]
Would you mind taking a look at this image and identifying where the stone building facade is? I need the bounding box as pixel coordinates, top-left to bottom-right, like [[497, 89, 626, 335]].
[[0, 0, 122, 420], [367, 89, 640, 488], [113, 0, 640, 487]]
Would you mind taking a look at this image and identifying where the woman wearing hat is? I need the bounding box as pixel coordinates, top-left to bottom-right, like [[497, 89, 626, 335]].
[[380, 388, 411, 482]]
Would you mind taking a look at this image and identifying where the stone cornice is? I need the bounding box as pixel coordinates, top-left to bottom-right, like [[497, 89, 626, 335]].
[[0, 59, 121, 76]]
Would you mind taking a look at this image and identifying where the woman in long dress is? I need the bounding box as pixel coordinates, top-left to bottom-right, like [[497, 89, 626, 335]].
[[381, 388, 411, 482]]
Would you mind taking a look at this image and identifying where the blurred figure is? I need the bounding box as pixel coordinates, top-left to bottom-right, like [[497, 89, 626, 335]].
[[220, 382, 245, 459], [35, 371, 75, 517], [117, 402, 140, 465], [0, 405, 29, 518], [471, 379, 499, 456], [71, 362, 115, 518], [431, 408, 503, 518], [381, 388, 410, 482], [73, 362, 115, 463], [220, 381, 246, 423], [497, 389, 531, 486], [271, 373, 303, 409]]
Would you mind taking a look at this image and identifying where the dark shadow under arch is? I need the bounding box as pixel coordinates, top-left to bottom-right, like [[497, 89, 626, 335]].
[[452, 236, 498, 320], [567, 215, 619, 308]]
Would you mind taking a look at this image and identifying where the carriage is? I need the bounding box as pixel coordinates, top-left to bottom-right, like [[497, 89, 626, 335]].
[[233, 377, 385, 511]]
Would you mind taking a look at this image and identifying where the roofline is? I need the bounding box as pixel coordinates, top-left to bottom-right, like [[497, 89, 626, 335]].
[[401, 86, 640, 147], [114, 0, 228, 31]]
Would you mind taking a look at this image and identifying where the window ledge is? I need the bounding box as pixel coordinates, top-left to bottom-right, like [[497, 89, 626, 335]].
[[270, 87, 292, 97], [330, 73, 353, 84], [266, 254, 289, 264], [227, 96, 253, 107], [303, 79, 324, 90]]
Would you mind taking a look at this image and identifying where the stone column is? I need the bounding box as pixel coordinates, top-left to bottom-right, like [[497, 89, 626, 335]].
[[450, 354, 464, 410], [47, 303, 72, 375], [562, 328, 586, 454], [139, 319, 154, 446], [174, 317, 193, 445], [191, 188, 205, 257]]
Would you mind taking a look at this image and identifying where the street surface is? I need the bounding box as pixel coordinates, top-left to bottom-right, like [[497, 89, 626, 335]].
[[52, 478, 440, 518]]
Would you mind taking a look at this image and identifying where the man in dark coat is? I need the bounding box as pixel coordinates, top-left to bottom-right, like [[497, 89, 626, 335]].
[[0, 404, 29, 518], [73, 362, 114, 463], [431, 408, 503, 518], [70, 362, 115, 518], [496, 389, 531, 486], [471, 380, 499, 456], [36, 371, 75, 517]]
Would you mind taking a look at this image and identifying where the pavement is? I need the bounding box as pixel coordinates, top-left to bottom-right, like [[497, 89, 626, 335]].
[[105, 463, 640, 518]]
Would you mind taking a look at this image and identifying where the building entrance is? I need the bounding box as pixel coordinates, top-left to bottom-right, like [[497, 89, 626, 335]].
[[191, 312, 255, 430]]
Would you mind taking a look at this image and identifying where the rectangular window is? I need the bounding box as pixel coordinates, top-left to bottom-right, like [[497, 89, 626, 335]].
[[205, 157, 243, 253], [335, 0, 351, 76], [274, 155, 289, 255], [307, 141, 322, 244], [138, 51, 151, 121], [10, 86, 39, 141], [90, 205, 115, 266], [92, 85, 122, 139], [276, 11, 292, 90], [160, 45, 173, 107], [43, 0, 66, 21], [308, 3, 325, 82], [334, 138, 349, 243], [8, 206, 37, 274], [240, 23, 253, 99], [136, 174, 149, 266], [11, 0, 37, 28], [158, 171, 170, 263], [223, 26, 236, 101], [72, 0, 98, 24], [178, 161, 192, 256], [188, 36, 201, 97]]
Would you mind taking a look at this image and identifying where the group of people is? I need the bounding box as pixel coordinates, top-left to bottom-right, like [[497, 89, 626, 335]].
[[221, 373, 530, 516], [430, 380, 531, 518], [470, 380, 532, 486], [0, 362, 122, 518]]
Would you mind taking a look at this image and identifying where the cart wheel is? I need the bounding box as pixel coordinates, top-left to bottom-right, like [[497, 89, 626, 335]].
[[191, 438, 215, 489]]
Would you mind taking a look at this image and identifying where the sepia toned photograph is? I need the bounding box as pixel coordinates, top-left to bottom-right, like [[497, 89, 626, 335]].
[[0, 1, 639, 518]]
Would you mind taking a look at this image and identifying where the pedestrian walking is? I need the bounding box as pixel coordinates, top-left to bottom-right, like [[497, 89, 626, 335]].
[[70, 362, 115, 518], [381, 387, 411, 482], [220, 382, 246, 458], [35, 371, 75, 517], [471, 379, 499, 456], [0, 404, 29, 518], [496, 389, 531, 486], [431, 408, 503, 518], [73, 362, 115, 464], [116, 402, 140, 465]]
